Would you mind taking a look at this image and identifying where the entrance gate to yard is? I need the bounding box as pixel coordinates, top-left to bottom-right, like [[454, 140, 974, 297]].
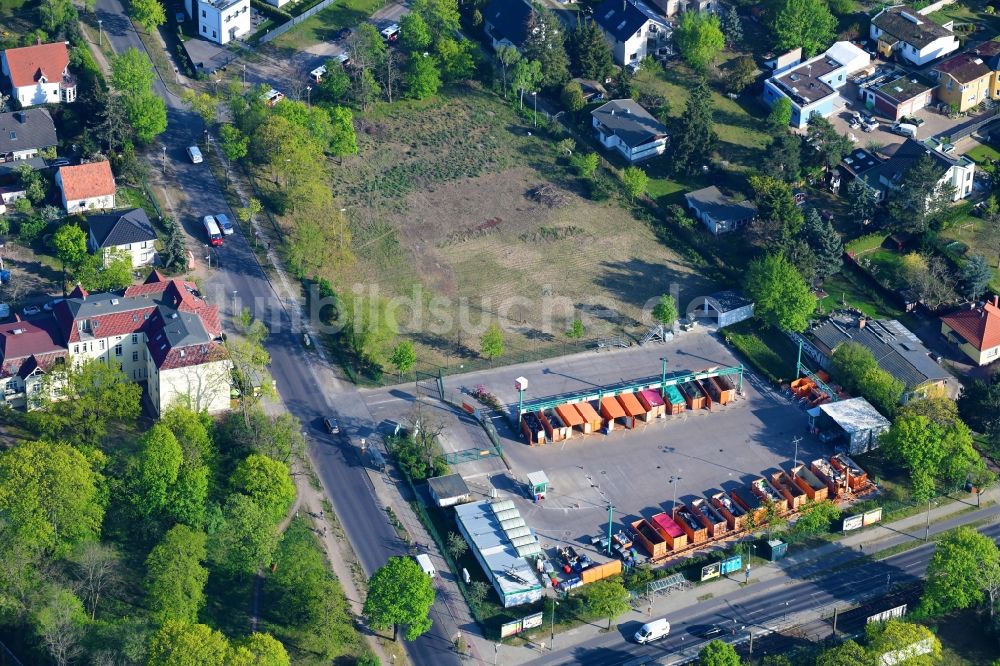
[[415, 370, 444, 401]]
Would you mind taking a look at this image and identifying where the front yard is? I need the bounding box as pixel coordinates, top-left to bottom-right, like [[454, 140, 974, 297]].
[[269, 0, 383, 51]]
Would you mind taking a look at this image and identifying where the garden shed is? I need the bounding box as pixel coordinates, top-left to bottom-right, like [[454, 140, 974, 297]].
[[685, 290, 755, 329]]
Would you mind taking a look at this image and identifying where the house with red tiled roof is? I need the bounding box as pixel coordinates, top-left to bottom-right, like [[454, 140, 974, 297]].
[[1, 41, 76, 107], [3, 272, 232, 415], [56, 161, 115, 212], [940, 296, 1000, 366], [0, 317, 68, 409]]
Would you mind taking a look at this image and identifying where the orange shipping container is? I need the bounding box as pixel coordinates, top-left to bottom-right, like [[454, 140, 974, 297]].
[[580, 559, 623, 584], [674, 505, 708, 544], [574, 401, 603, 434], [616, 392, 647, 423], [712, 492, 746, 531], [651, 512, 688, 550], [792, 464, 829, 502], [770, 471, 806, 511], [555, 403, 584, 434], [600, 397, 628, 431], [631, 519, 669, 560], [691, 498, 728, 538]]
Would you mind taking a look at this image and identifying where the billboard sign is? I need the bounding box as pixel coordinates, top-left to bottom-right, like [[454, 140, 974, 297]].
[[842, 514, 864, 531], [501, 611, 544, 638], [522, 612, 543, 630], [863, 508, 883, 526], [720, 555, 743, 575], [701, 562, 721, 581], [867, 604, 907, 625]]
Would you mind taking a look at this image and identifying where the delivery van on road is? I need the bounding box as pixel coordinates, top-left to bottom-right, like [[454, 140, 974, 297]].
[[634, 618, 670, 644], [415, 553, 436, 578]]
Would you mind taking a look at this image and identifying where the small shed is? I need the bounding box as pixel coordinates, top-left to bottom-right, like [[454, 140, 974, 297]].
[[600, 396, 629, 431], [811, 397, 891, 455], [574, 401, 603, 434], [526, 470, 549, 500], [685, 290, 755, 329], [427, 474, 473, 508], [616, 391, 647, 423], [638, 389, 665, 419]]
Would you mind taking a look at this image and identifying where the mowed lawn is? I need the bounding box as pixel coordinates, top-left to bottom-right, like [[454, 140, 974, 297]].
[[270, 0, 383, 50]]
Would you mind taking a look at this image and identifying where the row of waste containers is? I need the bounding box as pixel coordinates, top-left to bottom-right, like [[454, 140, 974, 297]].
[[520, 373, 738, 445], [628, 453, 870, 562]]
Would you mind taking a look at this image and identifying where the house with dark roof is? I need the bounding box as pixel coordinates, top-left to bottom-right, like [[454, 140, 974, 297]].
[[684, 186, 757, 235], [591, 99, 667, 163], [940, 296, 1000, 366], [870, 5, 959, 66], [0, 109, 56, 164], [763, 42, 870, 128], [87, 208, 157, 268], [838, 147, 884, 195], [862, 138, 975, 201], [0, 318, 67, 409], [482, 0, 533, 51], [805, 311, 958, 401], [1, 41, 76, 107], [56, 161, 115, 212], [862, 73, 935, 121], [593, 0, 669, 66]]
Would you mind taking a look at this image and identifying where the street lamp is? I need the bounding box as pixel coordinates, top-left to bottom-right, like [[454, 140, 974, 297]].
[[231, 290, 238, 315], [550, 599, 559, 649], [531, 91, 538, 127], [306, 85, 312, 107], [242, 63, 247, 88], [98, 19, 103, 47], [162, 145, 167, 173]]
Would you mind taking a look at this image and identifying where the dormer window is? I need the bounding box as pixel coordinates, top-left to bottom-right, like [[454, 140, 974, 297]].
[[8, 131, 14, 140]]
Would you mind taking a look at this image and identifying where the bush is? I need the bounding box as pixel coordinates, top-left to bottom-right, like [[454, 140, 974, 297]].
[[588, 174, 616, 201], [845, 232, 888, 255]]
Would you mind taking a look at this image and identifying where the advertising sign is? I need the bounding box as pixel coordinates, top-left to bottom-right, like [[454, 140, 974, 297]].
[[863, 508, 883, 526], [701, 562, 721, 581], [522, 612, 543, 630], [867, 604, 907, 625], [720, 555, 743, 575], [842, 514, 864, 531], [500, 619, 522, 638]]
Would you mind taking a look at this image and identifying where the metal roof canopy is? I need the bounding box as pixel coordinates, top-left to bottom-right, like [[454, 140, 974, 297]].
[[519, 365, 744, 415]]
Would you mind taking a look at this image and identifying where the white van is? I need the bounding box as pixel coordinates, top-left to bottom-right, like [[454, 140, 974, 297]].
[[415, 553, 436, 578], [890, 122, 917, 139], [634, 618, 670, 644], [187, 146, 203, 163]]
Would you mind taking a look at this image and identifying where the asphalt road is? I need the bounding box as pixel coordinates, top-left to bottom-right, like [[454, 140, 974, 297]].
[[527, 521, 1000, 665], [92, 4, 461, 663]]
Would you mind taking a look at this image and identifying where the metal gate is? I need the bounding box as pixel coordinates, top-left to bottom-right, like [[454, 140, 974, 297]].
[[415, 370, 444, 401]]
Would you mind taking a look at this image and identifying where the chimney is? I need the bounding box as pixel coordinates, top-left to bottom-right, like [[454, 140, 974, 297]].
[[14, 111, 24, 123], [858, 317, 866, 329], [993, 295, 998, 308]]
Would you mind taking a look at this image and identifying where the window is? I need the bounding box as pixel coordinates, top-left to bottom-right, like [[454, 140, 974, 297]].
[[133, 351, 139, 362], [201, 9, 206, 16], [212, 30, 217, 37], [132, 334, 138, 344], [73, 344, 79, 353], [115, 344, 123, 356], [99, 340, 105, 350], [202, 25, 206, 32]]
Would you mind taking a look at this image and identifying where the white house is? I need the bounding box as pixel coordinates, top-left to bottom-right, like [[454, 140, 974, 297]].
[[87, 208, 158, 268], [593, 0, 670, 66], [862, 138, 976, 202], [0, 318, 68, 410], [591, 99, 668, 163], [647, 0, 716, 16], [0, 109, 56, 164], [1, 42, 76, 107], [763, 41, 870, 128], [685, 186, 757, 235], [870, 5, 959, 67], [56, 161, 115, 213], [194, 0, 251, 45]]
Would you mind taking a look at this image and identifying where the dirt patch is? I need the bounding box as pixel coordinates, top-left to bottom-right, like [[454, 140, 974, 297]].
[[0, 244, 64, 308]]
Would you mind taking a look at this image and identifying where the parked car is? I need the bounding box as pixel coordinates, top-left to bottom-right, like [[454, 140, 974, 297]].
[[215, 213, 234, 235], [323, 417, 340, 434], [889, 122, 917, 138], [187, 146, 203, 163], [861, 119, 879, 132], [48, 158, 71, 168], [900, 115, 925, 127], [263, 88, 285, 106], [634, 618, 670, 644], [21, 304, 41, 317], [43, 298, 64, 311]]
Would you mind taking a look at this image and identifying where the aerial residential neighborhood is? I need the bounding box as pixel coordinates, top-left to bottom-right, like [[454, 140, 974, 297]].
[[3, 0, 1000, 664]]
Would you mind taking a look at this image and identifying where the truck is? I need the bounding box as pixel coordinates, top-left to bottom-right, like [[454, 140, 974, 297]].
[[634, 618, 670, 644]]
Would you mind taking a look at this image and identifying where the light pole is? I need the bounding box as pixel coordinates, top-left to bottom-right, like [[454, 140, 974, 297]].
[[925, 498, 931, 540], [531, 91, 537, 127], [306, 85, 312, 107], [550, 599, 559, 649], [792, 436, 802, 467], [231, 290, 238, 316], [161, 145, 166, 173], [670, 475, 681, 512], [494, 643, 499, 666], [242, 63, 246, 88], [173, 66, 179, 83], [98, 19, 103, 46]]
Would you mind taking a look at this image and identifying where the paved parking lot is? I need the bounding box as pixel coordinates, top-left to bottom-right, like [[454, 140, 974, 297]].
[[827, 82, 965, 148]]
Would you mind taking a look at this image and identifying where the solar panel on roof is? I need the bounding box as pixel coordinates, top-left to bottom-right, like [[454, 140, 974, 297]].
[[514, 542, 542, 558], [504, 525, 531, 539], [500, 517, 526, 531], [490, 499, 515, 513], [494, 508, 519, 522]]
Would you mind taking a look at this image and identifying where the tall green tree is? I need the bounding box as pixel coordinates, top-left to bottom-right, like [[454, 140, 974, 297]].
[[847, 178, 878, 226], [390, 340, 417, 377], [568, 18, 614, 81], [231, 454, 296, 525], [920, 526, 1000, 617], [130, 0, 166, 33], [412, 0, 461, 36], [480, 323, 504, 361], [803, 208, 843, 280], [219, 124, 249, 162], [793, 499, 841, 535], [652, 294, 678, 326], [749, 174, 804, 245], [961, 254, 993, 300], [406, 54, 442, 99], [110, 48, 156, 96], [697, 639, 741, 666], [145, 525, 209, 624], [230, 634, 290, 666], [318, 62, 352, 104], [621, 165, 648, 200], [364, 556, 436, 641], [887, 153, 955, 233], [719, 6, 743, 46], [865, 619, 941, 664], [33, 586, 87, 666], [772, 0, 837, 57], [675, 12, 725, 71], [436, 37, 476, 82], [51, 223, 87, 282], [495, 45, 522, 99], [958, 372, 1000, 449], [583, 579, 630, 629], [830, 341, 904, 417], [400, 11, 433, 52], [763, 131, 802, 182], [0, 440, 105, 557], [133, 424, 184, 516], [767, 97, 793, 128], [522, 6, 570, 90], [672, 78, 716, 176], [212, 494, 281, 575], [148, 622, 230, 666], [40, 0, 77, 33], [806, 116, 852, 170], [880, 412, 984, 500], [511, 58, 543, 109], [816, 640, 873, 666], [745, 253, 816, 331]]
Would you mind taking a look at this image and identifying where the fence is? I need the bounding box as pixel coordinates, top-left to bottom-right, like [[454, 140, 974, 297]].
[[935, 105, 1000, 142], [256, 0, 339, 44]]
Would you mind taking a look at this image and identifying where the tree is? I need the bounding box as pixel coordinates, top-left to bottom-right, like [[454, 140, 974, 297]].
[[496, 45, 522, 99], [847, 178, 878, 227], [745, 253, 816, 331], [621, 166, 648, 200], [726, 55, 757, 94], [111, 47, 156, 96], [146, 525, 209, 624], [212, 493, 281, 575], [231, 634, 290, 666], [958, 373, 1000, 448], [70, 541, 119, 620], [231, 454, 296, 525], [0, 440, 104, 558], [436, 37, 476, 82], [390, 340, 417, 377], [572, 152, 600, 179], [400, 11, 433, 52], [816, 640, 873, 666], [675, 11, 725, 71], [467, 580, 490, 607], [181, 89, 217, 126], [887, 153, 955, 233], [406, 54, 442, 99], [567, 318, 586, 338], [793, 499, 841, 535], [219, 124, 249, 162], [339, 293, 398, 368], [806, 116, 852, 170], [652, 294, 678, 327], [881, 412, 984, 500], [831, 342, 904, 415], [134, 424, 184, 515], [522, 7, 570, 90], [920, 526, 1000, 616], [364, 556, 436, 640], [412, 0, 460, 36], [899, 252, 956, 308], [767, 97, 793, 128], [446, 532, 468, 560], [40, 0, 76, 33], [803, 208, 843, 280], [130, 0, 166, 32], [51, 223, 87, 281], [480, 323, 504, 361], [961, 254, 993, 300], [583, 579, 630, 629], [865, 619, 941, 665], [763, 131, 802, 182], [672, 78, 716, 176], [561, 80, 586, 112], [148, 622, 230, 666], [697, 639, 740, 666], [33, 587, 87, 666], [772, 0, 837, 57], [36, 358, 142, 446], [126, 91, 168, 143], [719, 6, 743, 46], [511, 58, 543, 109], [750, 175, 804, 246], [319, 62, 352, 104], [74, 250, 135, 292], [569, 18, 614, 81]]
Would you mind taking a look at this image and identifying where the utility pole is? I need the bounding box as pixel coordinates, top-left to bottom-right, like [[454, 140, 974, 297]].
[[532, 91, 537, 127], [832, 607, 839, 636], [607, 504, 613, 555], [748, 630, 753, 658], [98, 19, 103, 46], [660, 357, 667, 397], [792, 436, 802, 467], [925, 498, 931, 541]]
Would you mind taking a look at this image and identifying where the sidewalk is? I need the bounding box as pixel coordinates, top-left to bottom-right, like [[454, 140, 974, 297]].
[[496, 486, 1000, 666]]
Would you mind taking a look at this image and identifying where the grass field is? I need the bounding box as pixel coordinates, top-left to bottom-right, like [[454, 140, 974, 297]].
[[270, 0, 382, 50], [315, 85, 714, 367]]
